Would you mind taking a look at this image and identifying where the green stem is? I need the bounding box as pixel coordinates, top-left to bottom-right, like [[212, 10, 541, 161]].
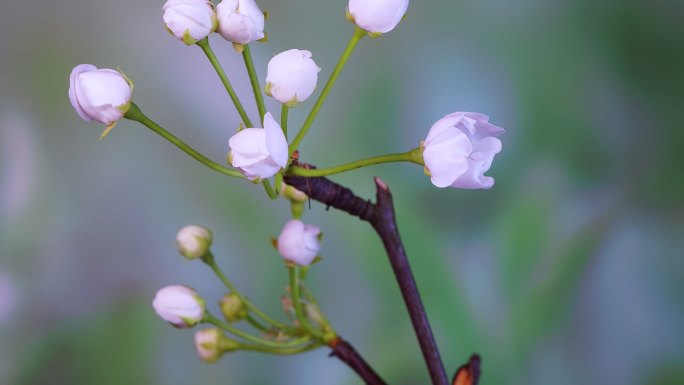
[[203, 252, 290, 331], [262, 179, 278, 200], [281, 104, 289, 138], [196, 38, 253, 127], [289, 27, 366, 155], [288, 148, 423, 177], [245, 314, 272, 334], [242, 44, 266, 123], [289, 266, 323, 339], [239, 342, 322, 355], [206, 314, 309, 349], [124, 103, 243, 178]]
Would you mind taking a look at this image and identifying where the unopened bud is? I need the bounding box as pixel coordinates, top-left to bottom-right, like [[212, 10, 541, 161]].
[[194, 328, 240, 363], [152, 285, 205, 328], [176, 225, 213, 259], [220, 293, 247, 322]]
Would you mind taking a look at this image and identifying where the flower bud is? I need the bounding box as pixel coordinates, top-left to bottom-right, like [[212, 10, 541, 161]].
[[152, 285, 205, 328], [280, 182, 308, 203], [277, 219, 321, 266], [68, 64, 133, 134], [176, 225, 213, 259], [163, 0, 217, 45], [194, 328, 239, 363], [228, 112, 288, 180], [265, 49, 321, 106], [220, 293, 247, 322], [422, 112, 504, 189], [216, 0, 265, 44], [347, 0, 409, 34]]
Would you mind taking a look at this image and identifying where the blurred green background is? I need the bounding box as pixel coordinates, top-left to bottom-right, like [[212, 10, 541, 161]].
[[1, 0, 683, 384]]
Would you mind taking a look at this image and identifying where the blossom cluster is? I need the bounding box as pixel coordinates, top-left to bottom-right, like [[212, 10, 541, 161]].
[[67, 0, 505, 367]]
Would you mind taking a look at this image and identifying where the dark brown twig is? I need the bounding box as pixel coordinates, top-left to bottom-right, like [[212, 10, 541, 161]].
[[285, 166, 449, 385], [328, 337, 387, 385]]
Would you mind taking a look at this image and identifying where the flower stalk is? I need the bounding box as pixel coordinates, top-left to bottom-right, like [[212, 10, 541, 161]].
[[201, 252, 294, 333], [196, 38, 253, 127], [288, 148, 423, 177], [242, 44, 267, 123], [124, 103, 243, 178], [289, 27, 366, 155]]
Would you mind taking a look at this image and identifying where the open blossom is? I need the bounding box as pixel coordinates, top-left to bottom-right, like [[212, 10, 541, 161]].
[[422, 112, 504, 189], [277, 219, 321, 266], [265, 49, 321, 106], [152, 285, 205, 328], [163, 0, 217, 45], [68, 64, 132, 129], [216, 0, 265, 44], [348, 0, 409, 34], [228, 112, 288, 180], [176, 225, 212, 259]]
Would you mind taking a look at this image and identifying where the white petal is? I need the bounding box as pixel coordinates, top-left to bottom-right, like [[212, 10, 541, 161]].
[[69, 64, 97, 122], [348, 0, 409, 34], [425, 113, 465, 145], [423, 127, 473, 186], [228, 128, 267, 158], [263, 112, 289, 168]]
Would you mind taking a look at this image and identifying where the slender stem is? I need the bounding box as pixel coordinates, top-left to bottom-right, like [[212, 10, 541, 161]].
[[196, 38, 253, 127], [289, 27, 366, 155], [240, 342, 322, 355], [281, 104, 289, 138], [203, 252, 291, 331], [242, 44, 266, 123], [206, 314, 309, 349], [262, 179, 278, 200], [124, 103, 243, 178], [245, 314, 272, 334], [288, 266, 323, 339], [288, 149, 422, 177]]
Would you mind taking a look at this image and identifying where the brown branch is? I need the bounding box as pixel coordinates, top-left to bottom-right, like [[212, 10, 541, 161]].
[[328, 337, 387, 385], [285, 165, 449, 385]]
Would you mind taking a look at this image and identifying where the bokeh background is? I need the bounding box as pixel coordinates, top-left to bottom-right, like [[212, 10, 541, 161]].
[[1, 0, 683, 384]]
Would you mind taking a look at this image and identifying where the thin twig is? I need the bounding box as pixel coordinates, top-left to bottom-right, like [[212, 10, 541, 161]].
[[285, 163, 449, 385], [328, 337, 387, 385]]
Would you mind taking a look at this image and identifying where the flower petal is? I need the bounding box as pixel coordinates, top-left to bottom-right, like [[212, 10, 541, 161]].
[[263, 112, 289, 168]]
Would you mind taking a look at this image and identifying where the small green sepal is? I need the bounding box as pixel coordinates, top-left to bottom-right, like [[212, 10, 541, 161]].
[[182, 29, 198, 46], [285, 97, 299, 108], [232, 43, 245, 53], [99, 121, 118, 140], [345, 7, 354, 23]]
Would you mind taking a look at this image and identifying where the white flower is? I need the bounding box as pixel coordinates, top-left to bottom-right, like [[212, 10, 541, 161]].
[[348, 0, 409, 34], [176, 225, 212, 259], [68, 64, 133, 130], [422, 112, 504, 189], [228, 112, 288, 180], [152, 285, 205, 328], [194, 328, 238, 363], [163, 0, 217, 45], [216, 0, 265, 44], [265, 49, 321, 106], [277, 219, 321, 266]]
